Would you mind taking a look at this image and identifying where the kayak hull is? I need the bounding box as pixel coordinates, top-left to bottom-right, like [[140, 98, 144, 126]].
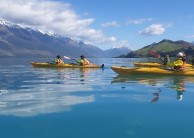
[[133, 62, 162, 67], [31, 62, 104, 68], [133, 62, 192, 67], [111, 66, 194, 76]]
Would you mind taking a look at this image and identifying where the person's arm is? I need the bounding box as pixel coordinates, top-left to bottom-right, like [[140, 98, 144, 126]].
[[54, 59, 59, 64], [76, 59, 83, 64]]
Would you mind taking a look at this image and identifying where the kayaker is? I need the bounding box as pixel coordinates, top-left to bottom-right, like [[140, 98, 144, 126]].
[[191, 55, 194, 65], [167, 52, 186, 71], [76, 55, 90, 66], [54, 55, 64, 65], [163, 54, 170, 65]]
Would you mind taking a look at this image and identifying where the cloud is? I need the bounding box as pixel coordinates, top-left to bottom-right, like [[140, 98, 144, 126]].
[[186, 34, 194, 38], [0, 0, 115, 46], [101, 21, 120, 27], [0, 69, 99, 117], [139, 24, 165, 35], [0, 92, 95, 117], [113, 40, 130, 48], [126, 18, 153, 25]]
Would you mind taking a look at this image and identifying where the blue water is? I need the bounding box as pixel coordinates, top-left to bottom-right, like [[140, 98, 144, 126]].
[[0, 58, 194, 138]]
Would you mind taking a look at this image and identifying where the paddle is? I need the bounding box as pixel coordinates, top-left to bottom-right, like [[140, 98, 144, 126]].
[[64, 56, 78, 65], [64, 56, 76, 60], [63, 55, 101, 67], [149, 50, 174, 70], [149, 50, 164, 63]]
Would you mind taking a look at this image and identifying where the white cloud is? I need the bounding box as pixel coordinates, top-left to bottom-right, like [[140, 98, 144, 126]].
[[0, 0, 116, 47], [101, 21, 120, 27], [113, 40, 130, 48], [139, 24, 165, 35], [186, 34, 194, 38], [126, 18, 153, 25], [0, 91, 95, 117]]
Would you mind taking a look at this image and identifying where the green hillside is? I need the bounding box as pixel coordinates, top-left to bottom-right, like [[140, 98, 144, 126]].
[[125, 39, 194, 58]]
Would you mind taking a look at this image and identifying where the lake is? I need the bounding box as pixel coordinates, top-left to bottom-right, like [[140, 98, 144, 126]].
[[0, 57, 194, 138]]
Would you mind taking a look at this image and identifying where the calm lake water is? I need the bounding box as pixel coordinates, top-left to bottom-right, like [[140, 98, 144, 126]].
[[0, 57, 194, 138]]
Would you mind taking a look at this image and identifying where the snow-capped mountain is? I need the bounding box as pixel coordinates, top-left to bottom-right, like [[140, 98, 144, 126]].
[[104, 47, 131, 57], [0, 19, 131, 57], [0, 19, 23, 29]]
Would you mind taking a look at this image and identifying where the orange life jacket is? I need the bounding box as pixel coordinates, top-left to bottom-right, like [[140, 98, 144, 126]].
[[58, 58, 64, 65], [180, 61, 186, 71], [82, 59, 90, 65]]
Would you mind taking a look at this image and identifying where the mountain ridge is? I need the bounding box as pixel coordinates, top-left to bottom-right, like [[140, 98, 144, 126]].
[[124, 39, 194, 58], [0, 19, 131, 58]]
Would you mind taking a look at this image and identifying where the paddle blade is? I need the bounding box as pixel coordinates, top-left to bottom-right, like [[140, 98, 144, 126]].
[[64, 56, 71, 59], [149, 50, 161, 58]]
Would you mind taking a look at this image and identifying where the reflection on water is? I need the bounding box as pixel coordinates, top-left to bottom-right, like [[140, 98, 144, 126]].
[[0, 65, 106, 117], [150, 88, 161, 103], [111, 75, 193, 102], [1, 62, 194, 117], [1, 58, 194, 138]]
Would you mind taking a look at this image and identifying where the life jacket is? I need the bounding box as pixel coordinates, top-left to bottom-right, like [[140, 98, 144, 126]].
[[82, 59, 90, 65], [179, 57, 187, 71], [55, 58, 64, 65], [179, 62, 186, 71], [174, 57, 186, 71], [58, 58, 64, 64]]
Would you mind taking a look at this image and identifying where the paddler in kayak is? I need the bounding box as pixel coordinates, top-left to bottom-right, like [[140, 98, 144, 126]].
[[191, 55, 194, 65], [167, 52, 186, 71], [76, 55, 90, 66], [163, 54, 170, 65], [53, 55, 64, 65]]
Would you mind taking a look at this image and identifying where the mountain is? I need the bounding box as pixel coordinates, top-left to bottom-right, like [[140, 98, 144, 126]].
[[0, 19, 130, 58], [125, 39, 194, 58], [0, 20, 107, 58], [104, 47, 131, 57], [191, 41, 194, 46]]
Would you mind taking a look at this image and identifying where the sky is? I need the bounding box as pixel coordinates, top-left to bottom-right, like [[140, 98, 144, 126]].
[[0, 0, 194, 50]]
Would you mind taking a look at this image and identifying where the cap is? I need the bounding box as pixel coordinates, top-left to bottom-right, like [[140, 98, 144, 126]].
[[177, 52, 183, 57], [80, 55, 85, 58]]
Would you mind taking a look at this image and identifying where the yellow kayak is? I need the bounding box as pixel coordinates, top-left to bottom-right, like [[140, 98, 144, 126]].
[[111, 66, 194, 76], [31, 62, 104, 68], [133, 62, 192, 67]]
